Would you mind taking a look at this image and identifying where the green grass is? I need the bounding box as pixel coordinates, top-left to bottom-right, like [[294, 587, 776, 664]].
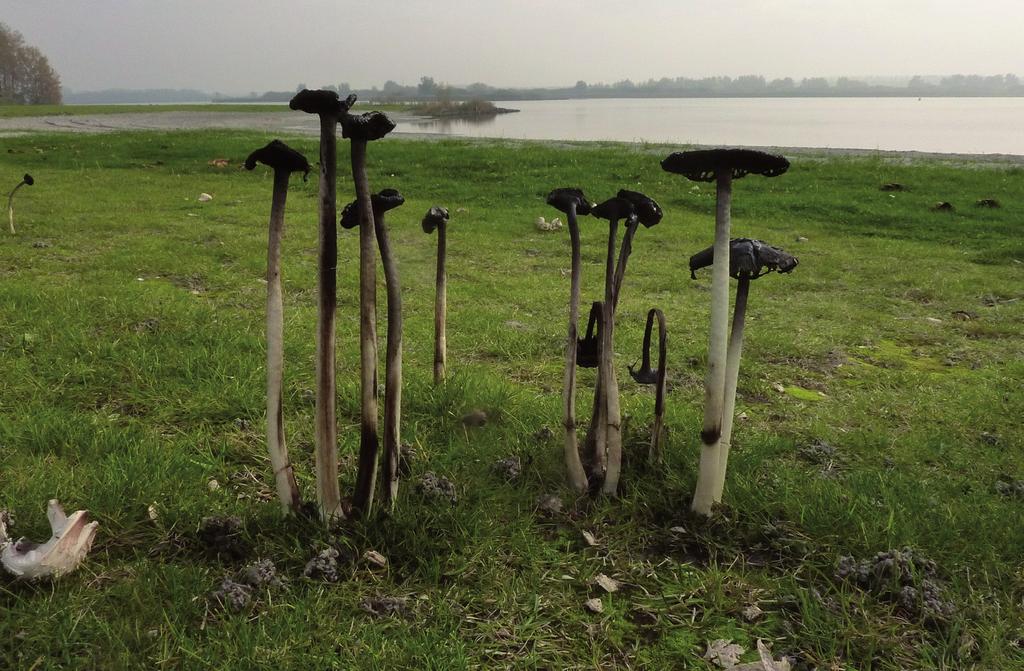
[[1, 130, 1022, 670]]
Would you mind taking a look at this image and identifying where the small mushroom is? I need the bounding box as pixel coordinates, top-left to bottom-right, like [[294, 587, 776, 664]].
[[421, 206, 451, 385], [662, 148, 789, 515], [289, 89, 357, 521], [689, 238, 797, 502], [628, 308, 668, 462], [1, 500, 98, 579], [338, 97, 397, 516], [244, 139, 310, 514], [547, 187, 594, 493], [7, 173, 33, 234]]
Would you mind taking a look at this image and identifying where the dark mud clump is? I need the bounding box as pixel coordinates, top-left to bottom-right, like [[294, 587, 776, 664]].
[[416, 472, 458, 504], [836, 548, 956, 622], [493, 456, 522, 481], [995, 479, 1024, 499], [535, 494, 563, 517], [209, 578, 252, 613], [241, 558, 282, 589], [303, 548, 341, 583], [197, 515, 250, 560], [360, 594, 410, 618]]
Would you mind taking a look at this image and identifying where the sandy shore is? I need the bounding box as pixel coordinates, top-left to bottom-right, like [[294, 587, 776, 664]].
[[2, 110, 1021, 165]]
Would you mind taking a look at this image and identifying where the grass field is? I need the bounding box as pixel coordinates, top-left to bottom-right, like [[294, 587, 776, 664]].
[[1, 129, 1022, 670]]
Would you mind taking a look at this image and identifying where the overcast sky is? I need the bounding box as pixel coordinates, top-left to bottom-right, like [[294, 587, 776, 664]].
[[5, 0, 1022, 93]]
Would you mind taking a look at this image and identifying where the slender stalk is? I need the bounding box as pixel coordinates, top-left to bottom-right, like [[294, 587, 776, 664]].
[[314, 115, 343, 521], [374, 209, 403, 507], [7, 181, 27, 234], [601, 219, 623, 495], [611, 217, 640, 310], [351, 140, 380, 514], [433, 221, 447, 384], [649, 309, 668, 463], [266, 170, 302, 513], [692, 171, 733, 515], [711, 276, 749, 503], [562, 203, 588, 492]]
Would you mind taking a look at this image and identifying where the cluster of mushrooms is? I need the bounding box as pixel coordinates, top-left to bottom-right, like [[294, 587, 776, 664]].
[[552, 148, 798, 514]]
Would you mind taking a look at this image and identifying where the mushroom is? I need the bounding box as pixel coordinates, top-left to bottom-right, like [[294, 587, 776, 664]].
[[244, 139, 310, 514], [7, 173, 33, 234], [339, 101, 397, 515], [421, 206, 451, 385], [610, 189, 663, 308], [547, 188, 594, 493], [661, 148, 789, 515], [628, 308, 668, 463], [1, 500, 98, 579], [342, 189, 406, 507], [689, 238, 797, 502], [288, 88, 357, 521]]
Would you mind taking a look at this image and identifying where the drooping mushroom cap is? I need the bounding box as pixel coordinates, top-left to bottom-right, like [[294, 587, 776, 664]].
[[546, 188, 594, 216], [591, 196, 636, 223], [340, 111, 397, 142], [616, 189, 663, 228], [0, 500, 98, 580], [421, 206, 449, 234], [688, 238, 798, 280], [244, 140, 311, 179], [289, 89, 357, 117], [22, 174, 34, 186], [661, 149, 789, 183], [339, 189, 405, 229]]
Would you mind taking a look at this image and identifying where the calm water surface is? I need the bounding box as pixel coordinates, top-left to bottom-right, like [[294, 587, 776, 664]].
[[400, 98, 1024, 155]]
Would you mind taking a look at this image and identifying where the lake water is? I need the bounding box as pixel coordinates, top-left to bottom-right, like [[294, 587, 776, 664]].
[[400, 97, 1024, 155]]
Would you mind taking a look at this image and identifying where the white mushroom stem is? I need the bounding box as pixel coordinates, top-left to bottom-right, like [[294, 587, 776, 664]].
[[711, 276, 749, 503], [692, 171, 732, 516], [351, 139, 380, 515], [314, 115, 343, 521], [433, 220, 447, 384], [374, 209, 403, 507], [562, 203, 589, 492], [601, 219, 623, 495], [7, 180, 27, 234], [266, 169, 301, 513]]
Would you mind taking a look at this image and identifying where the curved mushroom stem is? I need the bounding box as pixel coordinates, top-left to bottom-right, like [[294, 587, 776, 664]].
[[611, 217, 640, 310], [711, 275, 749, 502], [601, 219, 623, 495], [7, 180, 28, 235], [266, 169, 302, 514], [562, 203, 589, 493], [692, 171, 733, 516], [351, 139, 380, 515], [433, 220, 447, 385], [649, 309, 668, 463], [314, 115, 343, 521], [374, 209, 403, 508]]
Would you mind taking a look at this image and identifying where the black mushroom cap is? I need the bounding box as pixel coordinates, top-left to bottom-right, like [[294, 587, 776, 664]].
[[591, 196, 636, 223], [244, 139, 311, 179], [688, 238, 798, 280], [339, 189, 405, 229], [616, 189, 662, 228], [546, 188, 594, 216], [421, 206, 449, 234], [288, 89, 357, 116], [339, 111, 396, 142], [661, 149, 790, 183], [22, 174, 34, 186]]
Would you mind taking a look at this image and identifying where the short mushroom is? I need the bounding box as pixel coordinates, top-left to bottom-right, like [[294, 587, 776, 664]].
[[662, 148, 789, 515], [688, 237, 797, 506], [628, 308, 668, 463], [421, 206, 451, 385], [7, 173, 33, 234], [1, 500, 98, 579], [289, 89, 357, 521], [339, 100, 397, 515], [342, 189, 406, 507], [244, 139, 310, 514]]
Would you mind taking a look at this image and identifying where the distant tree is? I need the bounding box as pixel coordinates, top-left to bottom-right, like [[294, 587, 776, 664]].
[[338, 82, 351, 94], [296, 83, 307, 92], [0, 23, 61, 104], [417, 76, 437, 96], [574, 80, 588, 90]]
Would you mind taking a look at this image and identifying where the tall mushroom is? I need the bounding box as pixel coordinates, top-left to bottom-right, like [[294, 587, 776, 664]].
[[661, 149, 789, 515], [339, 104, 397, 515], [611, 189, 663, 308], [244, 139, 310, 514], [7, 173, 33, 234], [628, 308, 668, 463], [342, 189, 406, 507], [689, 238, 797, 501], [289, 88, 356, 521], [421, 206, 450, 385], [547, 188, 594, 493]]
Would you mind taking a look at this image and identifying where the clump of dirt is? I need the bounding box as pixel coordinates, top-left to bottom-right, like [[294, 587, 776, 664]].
[[535, 494, 563, 517], [132, 318, 160, 334], [532, 426, 554, 442], [416, 472, 458, 504], [493, 456, 522, 481], [241, 559, 282, 589], [836, 548, 956, 622], [360, 594, 410, 618], [797, 440, 844, 477], [995, 479, 1024, 498], [209, 578, 252, 613], [197, 515, 249, 560], [304, 548, 341, 583]]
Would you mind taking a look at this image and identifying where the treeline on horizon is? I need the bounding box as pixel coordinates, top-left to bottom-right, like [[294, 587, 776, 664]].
[[62, 73, 1024, 105]]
